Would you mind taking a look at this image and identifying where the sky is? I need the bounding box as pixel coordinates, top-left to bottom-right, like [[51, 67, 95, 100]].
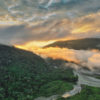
[[0, 0, 100, 45]]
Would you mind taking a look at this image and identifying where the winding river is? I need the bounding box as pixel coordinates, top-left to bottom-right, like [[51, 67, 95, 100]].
[[62, 69, 100, 98], [35, 68, 100, 100]]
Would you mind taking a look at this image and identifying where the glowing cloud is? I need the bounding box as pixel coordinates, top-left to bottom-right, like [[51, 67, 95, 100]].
[[15, 43, 100, 70], [71, 12, 100, 34]]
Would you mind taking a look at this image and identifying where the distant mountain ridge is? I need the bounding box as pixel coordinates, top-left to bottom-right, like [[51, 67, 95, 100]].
[[45, 38, 100, 50]]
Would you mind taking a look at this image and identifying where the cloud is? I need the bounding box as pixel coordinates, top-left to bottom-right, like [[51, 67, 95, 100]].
[[0, 0, 100, 21], [72, 12, 100, 34], [0, 18, 72, 44], [15, 44, 100, 70], [0, 0, 100, 45], [0, 12, 100, 45]]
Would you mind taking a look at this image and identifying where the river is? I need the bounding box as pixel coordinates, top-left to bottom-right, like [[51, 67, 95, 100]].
[[35, 68, 100, 100]]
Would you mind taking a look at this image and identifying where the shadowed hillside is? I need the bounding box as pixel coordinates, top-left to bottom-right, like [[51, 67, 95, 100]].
[[0, 44, 77, 100], [0, 44, 47, 73], [45, 38, 100, 50]]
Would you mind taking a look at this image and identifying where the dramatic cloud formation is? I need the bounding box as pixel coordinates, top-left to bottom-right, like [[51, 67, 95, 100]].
[[72, 12, 100, 34], [0, 0, 100, 45]]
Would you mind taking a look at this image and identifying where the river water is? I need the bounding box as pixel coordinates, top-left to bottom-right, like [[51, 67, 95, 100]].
[[62, 69, 100, 98], [35, 67, 100, 100]]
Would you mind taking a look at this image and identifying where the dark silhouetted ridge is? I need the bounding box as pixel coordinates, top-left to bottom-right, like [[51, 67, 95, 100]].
[[45, 38, 100, 50]]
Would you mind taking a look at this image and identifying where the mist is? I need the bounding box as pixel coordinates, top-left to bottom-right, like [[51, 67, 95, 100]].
[[15, 44, 100, 70]]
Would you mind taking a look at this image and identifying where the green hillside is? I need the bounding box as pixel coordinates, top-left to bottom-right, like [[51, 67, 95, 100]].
[[45, 38, 100, 50], [0, 44, 77, 100], [57, 86, 100, 100]]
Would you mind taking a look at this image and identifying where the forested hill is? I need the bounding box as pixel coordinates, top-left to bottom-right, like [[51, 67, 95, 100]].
[[0, 44, 47, 73], [0, 44, 76, 100], [45, 38, 100, 50]]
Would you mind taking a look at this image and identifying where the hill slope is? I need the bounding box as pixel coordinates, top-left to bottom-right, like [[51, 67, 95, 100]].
[[0, 44, 76, 100], [45, 38, 100, 50]]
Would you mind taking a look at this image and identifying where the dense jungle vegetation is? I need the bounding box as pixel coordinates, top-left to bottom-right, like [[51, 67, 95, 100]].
[[0, 44, 77, 100]]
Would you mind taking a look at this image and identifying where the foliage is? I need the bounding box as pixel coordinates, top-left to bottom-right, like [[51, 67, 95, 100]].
[[57, 86, 100, 100], [0, 45, 77, 100]]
